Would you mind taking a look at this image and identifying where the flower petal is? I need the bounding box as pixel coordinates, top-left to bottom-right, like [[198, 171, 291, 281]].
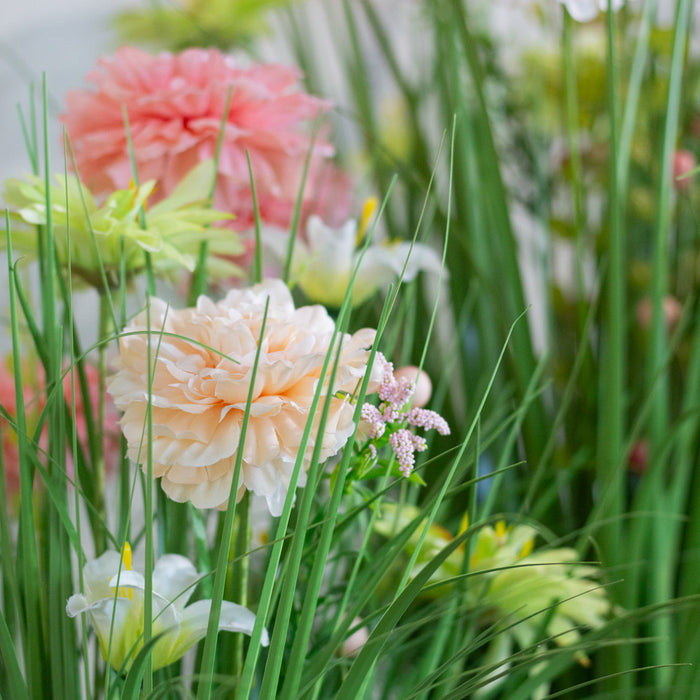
[[152, 554, 201, 609], [83, 551, 123, 602], [165, 599, 267, 663]]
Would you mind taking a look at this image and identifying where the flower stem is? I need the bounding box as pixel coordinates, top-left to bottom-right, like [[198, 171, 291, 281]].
[[231, 492, 251, 683], [92, 290, 111, 556]]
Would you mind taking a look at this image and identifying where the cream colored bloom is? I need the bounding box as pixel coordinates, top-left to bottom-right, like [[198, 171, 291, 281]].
[[66, 544, 266, 672], [108, 279, 381, 515], [264, 212, 444, 308]]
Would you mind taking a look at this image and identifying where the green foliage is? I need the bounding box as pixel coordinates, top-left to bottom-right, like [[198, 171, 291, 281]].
[[2, 1, 700, 698]]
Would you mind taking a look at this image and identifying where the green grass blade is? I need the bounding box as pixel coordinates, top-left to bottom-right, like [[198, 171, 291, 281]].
[[196, 299, 270, 700]]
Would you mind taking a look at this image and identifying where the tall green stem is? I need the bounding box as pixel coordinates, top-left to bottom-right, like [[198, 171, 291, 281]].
[[92, 291, 112, 556], [231, 493, 251, 683]]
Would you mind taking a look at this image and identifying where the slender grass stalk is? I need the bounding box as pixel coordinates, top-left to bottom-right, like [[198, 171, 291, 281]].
[[334, 525, 475, 700], [399, 309, 531, 595], [246, 151, 263, 285], [229, 493, 251, 681], [62, 136, 92, 700], [283, 119, 321, 283], [143, 299, 156, 695], [445, 0, 548, 466], [90, 292, 111, 555], [640, 0, 693, 684], [259, 329, 348, 699], [562, 10, 589, 330], [196, 299, 269, 700], [594, 0, 626, 632], [617, 0, 656, 196], [6, 211, 45, 700], [257, 181, 397, 694]]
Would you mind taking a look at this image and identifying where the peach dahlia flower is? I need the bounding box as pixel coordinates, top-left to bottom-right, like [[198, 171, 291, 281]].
[[62, 47, 334, 232], [108, 280, 381, 515]]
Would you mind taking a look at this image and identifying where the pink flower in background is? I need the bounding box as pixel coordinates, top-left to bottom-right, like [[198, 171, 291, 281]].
[[108, 280, 383, 516], [64, 362, 122, 472], [0, 362, 40, 496], [62, 47, 337, 233], [673, 149, 696, 191], [394, 366, 432, 408], [0, 359, 121, 500]]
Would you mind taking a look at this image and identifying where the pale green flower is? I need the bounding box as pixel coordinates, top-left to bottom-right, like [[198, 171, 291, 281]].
[[115, 0, 302, 52], [264, 205, 444, 308], [66, 543, 267, 672], [374, 505, 612, 654], [3, 161, 244, 288]]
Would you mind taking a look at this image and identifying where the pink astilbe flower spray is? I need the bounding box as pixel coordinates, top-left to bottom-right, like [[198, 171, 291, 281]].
[[357, 354, 449, 481]]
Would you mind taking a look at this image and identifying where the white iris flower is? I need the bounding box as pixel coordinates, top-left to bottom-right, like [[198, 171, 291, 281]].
[[264, 203, 444, 308], [66, 544, 267, 672]]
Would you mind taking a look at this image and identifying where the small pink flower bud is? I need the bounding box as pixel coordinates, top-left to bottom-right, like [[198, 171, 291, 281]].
[[673, 149, 696, 191], [628, 440, 648, 475], [636, 295, 682, 333], [394, 366, 432, 408]]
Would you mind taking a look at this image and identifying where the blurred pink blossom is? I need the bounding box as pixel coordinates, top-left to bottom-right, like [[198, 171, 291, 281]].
[[62, 47, 339, 234], [628, 439, 649, 476], [636, 295, 682, 333], [672, 149, 696, 192], [0, 359, 121, 501]]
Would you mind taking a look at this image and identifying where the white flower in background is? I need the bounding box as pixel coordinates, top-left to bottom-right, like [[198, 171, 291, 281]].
[[66, 544, 267, 672], [558, 0, 625, 22], [264, 200, 444, 308]]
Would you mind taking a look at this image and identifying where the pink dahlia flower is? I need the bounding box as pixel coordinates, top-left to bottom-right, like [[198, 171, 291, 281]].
[[107, 280, 382, 516], [62, 47, 335, 232]]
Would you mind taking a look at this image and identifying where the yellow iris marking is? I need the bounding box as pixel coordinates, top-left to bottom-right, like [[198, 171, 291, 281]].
[[519, 538, 535, 559], [458, 511, 469, 537], [356, 196, 379, 246], [122, 542, 132, 570], [117, 541, 133, 601]]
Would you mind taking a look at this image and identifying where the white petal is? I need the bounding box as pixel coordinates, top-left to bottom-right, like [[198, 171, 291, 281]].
[[85, 597, 141, 671], [83, 551, 122, 602], [152, 554, 201, 609], [264, 476, 290, 518], [561, 0, 599, 21], [359, 241, 443, 287], [108, 570, 146, 591], [306, 215, 357, 262], [66, 594, 89, 617], [104, 572, 183, 632], [166, 599, 267, 662]]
